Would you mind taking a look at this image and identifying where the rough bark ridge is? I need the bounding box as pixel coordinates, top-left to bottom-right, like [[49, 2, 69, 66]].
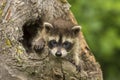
[[0, 0, 103, 80]]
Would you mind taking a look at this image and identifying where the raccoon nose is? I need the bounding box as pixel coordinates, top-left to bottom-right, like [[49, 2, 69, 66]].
[[55, 51, 62, 57]]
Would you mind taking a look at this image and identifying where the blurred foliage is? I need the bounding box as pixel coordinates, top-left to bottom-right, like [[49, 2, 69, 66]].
[[68, 0, 120, 80]]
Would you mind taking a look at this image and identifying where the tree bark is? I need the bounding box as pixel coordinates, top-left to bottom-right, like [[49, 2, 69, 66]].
[[0, 0, 103, 80]]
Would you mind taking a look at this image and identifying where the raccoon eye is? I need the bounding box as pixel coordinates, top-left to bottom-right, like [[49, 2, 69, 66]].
[[48, 40, 57, 48], [63, 41, 72, 50]]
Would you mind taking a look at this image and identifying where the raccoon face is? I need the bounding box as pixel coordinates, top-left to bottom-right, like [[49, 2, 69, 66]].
[[44, 22, 81, 57], [47, 36, 74, 57]]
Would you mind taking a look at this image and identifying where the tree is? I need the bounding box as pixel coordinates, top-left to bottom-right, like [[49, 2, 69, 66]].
[[0, 0, 103, 80]]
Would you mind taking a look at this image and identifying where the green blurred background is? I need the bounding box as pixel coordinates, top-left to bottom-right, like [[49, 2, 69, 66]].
[[68, 0, 120, 80]]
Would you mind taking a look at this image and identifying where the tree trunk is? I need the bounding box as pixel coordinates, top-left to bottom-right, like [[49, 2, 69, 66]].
[[0, 0, 103, 80]]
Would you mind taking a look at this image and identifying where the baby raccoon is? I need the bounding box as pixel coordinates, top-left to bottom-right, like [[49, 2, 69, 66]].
[[42, 18, 81, 66], [32, 18, 82, 70]]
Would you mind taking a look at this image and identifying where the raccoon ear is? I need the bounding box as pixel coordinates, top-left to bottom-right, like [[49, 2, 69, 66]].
[[72, 26, 81, 35], [44, 22, 53, 32]]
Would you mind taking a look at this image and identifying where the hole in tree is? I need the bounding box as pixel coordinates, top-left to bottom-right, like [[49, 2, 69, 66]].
[[21, 17, 43, 53]]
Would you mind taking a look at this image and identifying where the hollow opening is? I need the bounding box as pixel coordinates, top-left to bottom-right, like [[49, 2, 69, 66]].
[[21, 17, 43, 53]]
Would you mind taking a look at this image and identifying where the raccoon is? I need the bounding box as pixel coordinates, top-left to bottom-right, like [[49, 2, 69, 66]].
[[32, 18, 82, 70]]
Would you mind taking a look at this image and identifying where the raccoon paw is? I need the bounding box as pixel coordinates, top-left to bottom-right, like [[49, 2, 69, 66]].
[[33, 39, 45, 52]]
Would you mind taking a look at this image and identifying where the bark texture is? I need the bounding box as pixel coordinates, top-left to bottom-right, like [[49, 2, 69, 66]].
[[0, 0, 103, 80]]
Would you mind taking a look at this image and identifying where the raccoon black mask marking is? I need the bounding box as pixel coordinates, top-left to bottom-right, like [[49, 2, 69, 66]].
[[48, 36, 73, 51]]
